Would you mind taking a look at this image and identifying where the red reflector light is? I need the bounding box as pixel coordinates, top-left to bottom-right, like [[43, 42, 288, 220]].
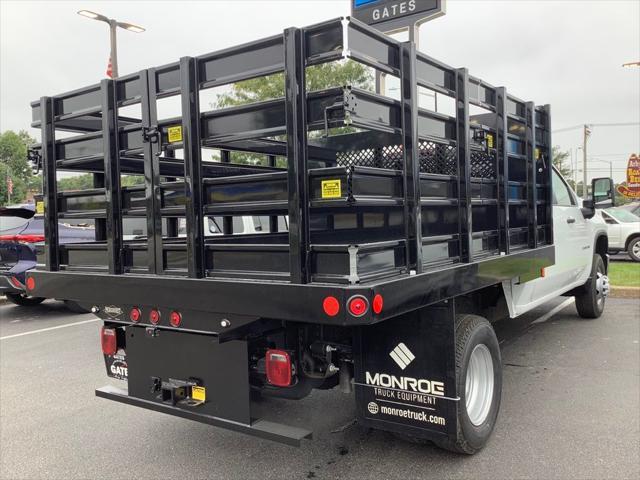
[[348, 295, 369, 317], [372, 294, 384, 314], [129, 307, 141, 323], [9, 276, 23, 289], [26, 277, 35, 291], [323, 296, 340, 317], [169, 311, 182, 327], [0, 234, 45, 243], [265, 349, 292, 387], [149, 309, 161, 325], [101, 327, 117, 355]]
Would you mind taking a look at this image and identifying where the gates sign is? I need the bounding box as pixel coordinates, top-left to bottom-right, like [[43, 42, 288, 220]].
[[351, 0, 445, 33], [617, 154, 640, 199]]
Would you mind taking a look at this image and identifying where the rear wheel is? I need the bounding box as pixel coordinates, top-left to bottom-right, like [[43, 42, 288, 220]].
[[628, 237, 640, 262], [434, 314, 502, 454], [5, 293, 46, 307], [575, 255, 608, 319], [64, 300, 91, 314]]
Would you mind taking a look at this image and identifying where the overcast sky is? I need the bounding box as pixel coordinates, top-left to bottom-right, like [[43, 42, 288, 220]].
[[1, 0, 639, 182]]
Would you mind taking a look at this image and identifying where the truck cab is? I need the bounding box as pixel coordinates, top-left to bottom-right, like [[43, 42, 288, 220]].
[[508, 170, 612, 317]]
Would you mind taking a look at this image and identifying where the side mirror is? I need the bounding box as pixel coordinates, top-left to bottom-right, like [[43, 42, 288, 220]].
[[581, 199, 595, 219], [592, 177, 616, 209]]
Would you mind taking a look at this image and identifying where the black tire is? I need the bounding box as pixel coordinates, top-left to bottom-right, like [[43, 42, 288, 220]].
[[434, 314, 502, 455], [5, 293, 46, 307], [575, 255, 608, 319], [627, 236, 640, 262], [64, 300, 91, 314]]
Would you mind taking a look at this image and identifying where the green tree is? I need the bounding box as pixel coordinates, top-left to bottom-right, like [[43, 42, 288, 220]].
[[0, 130, 37, 206], [57, 173, 144, 191], [214, 60, 373, 165], [552, 146, 571, 179]]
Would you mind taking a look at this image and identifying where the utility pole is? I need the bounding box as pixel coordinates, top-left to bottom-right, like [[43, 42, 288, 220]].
[[583, 125, 590, 197]]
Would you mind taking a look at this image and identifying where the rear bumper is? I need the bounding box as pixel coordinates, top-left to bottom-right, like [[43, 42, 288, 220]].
[[0, 273, 24, 294], [96, 385, 312, 446]]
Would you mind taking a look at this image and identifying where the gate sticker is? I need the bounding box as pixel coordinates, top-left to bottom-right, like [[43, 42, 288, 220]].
[[104, 353, 128, 380], [36, 201, 44, 214], [167, 126, 183, 143], [321, 179, 342, 199]]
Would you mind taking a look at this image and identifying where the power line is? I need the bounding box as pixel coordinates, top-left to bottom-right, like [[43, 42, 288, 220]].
[[588, 153, 637, 157], [553, 122, 640, 134]]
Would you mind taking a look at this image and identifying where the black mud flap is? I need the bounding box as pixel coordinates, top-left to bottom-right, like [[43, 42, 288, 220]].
[[97, 326, 312, 446], [354, 302, 459, 443]]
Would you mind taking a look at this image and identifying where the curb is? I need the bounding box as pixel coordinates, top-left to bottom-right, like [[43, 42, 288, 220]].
[[610, 286, 640, 299]]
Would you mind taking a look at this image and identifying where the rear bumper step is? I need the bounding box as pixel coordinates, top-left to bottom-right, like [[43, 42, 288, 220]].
[[96, 385, 313, 447]]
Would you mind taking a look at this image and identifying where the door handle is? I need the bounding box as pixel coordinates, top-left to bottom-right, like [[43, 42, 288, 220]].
[[566, 217, 576, 224]]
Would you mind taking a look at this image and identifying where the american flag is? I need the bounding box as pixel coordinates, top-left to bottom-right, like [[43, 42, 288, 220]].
[[106, 57, 113, 79]]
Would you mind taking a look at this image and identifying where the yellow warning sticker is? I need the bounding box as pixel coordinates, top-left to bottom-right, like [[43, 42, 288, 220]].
[[486, 134, 494, 149], [321, 179, 342, 199], [167, 126, 183, 143], [535, 148, 541, 160], [191, 386, 206, 402], [36, 201, 44, 214]]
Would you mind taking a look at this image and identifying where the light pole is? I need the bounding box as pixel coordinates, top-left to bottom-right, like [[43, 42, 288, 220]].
[[573, 146, 582, 190], [77, 10, 145, 79], [590, 158, 613, 178]]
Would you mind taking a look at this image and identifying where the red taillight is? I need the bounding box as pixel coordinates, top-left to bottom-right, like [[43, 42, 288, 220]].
[[322, 296, 340, 317], [348, 295, 369, 317], [372, 294, 384, 314], [149, 309, 161, 325], [101, 327, 117, 355], [169, 311, 182, 327], [9, 276, 23, 289], [129, 307, 141, 323], [26, 276, 35, 291], [0, 234, 45, 243], [265, 349, 292, 387]]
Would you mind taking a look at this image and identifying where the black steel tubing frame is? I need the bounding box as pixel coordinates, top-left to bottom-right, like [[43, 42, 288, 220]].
[[30, 15, 554, 299]]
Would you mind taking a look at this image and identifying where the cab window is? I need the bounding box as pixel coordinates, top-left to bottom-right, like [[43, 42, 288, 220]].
[[552, 170, 575, 206]]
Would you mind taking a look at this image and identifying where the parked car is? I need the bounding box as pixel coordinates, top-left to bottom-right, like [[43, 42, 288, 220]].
[[619, 201, 640, 217], [0, 204, 95, 311], [599, 207, 640, 261]]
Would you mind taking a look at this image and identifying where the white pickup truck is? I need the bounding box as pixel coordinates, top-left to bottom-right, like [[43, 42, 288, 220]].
[[507, 170, 612, 319]]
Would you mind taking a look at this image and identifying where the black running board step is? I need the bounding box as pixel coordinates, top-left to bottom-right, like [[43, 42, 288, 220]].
[[95, 385, 313, 447]]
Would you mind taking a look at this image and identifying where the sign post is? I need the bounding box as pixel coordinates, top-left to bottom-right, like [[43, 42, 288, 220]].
[[350, 0, 446, 44], [351, 0, 446, 95]]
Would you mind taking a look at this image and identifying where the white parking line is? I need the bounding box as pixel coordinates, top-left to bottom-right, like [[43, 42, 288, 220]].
[[0, 318, 100, 341], [531, 298, 575, 325]]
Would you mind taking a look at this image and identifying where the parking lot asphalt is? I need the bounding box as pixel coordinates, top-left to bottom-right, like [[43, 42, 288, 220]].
[[1, 297, 638, 480]]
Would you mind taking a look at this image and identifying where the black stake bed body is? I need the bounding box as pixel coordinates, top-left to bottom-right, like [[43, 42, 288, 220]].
[[27, 16, 554, 447]]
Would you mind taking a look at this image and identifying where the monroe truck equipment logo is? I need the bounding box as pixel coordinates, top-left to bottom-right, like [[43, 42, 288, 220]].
[[389, 342, 415, 370], [103, 306, 123, 318], [365, 371, 445, 396]]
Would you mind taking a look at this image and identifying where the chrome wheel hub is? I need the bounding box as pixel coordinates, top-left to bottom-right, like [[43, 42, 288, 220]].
[[596, 270, 609, 309], [596, 271, 610, 297], [465, 344, 494, 426]]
